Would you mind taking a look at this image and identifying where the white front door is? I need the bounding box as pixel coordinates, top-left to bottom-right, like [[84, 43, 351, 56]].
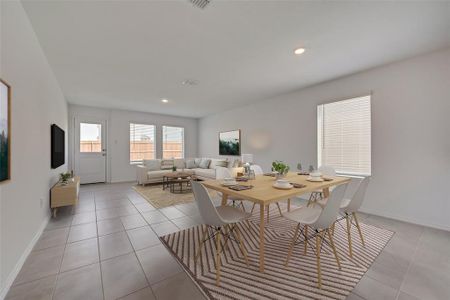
[[74, 117, 107, 184]]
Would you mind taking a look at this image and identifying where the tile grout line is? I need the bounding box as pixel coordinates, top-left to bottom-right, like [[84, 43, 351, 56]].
[[94, 191, 107, 300], [393, 228, 424, 300], [125, 193, 160, 300], [49, 211, 72, 300]]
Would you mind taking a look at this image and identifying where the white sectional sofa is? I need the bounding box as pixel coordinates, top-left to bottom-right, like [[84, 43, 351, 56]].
[[136, 158, 242, 185]]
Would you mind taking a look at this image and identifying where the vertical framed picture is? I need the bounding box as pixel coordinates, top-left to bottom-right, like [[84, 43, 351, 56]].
[[219, 129, 241, 156], [0, 79, 11, 182]]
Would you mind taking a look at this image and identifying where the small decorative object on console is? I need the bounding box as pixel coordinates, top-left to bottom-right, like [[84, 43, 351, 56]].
[[59, 172, 72, 185]]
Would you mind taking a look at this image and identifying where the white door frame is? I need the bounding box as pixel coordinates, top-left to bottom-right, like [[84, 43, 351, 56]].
[[72, 116, 108, 184]]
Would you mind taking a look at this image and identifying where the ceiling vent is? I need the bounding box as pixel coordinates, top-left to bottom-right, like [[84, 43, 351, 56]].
[[189, 0, 211, 9]]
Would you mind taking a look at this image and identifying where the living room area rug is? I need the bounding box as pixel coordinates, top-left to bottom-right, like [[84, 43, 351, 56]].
[[160, 206, 394, 300], [132, 184, 220, 209], [132, 184, 196, 208]]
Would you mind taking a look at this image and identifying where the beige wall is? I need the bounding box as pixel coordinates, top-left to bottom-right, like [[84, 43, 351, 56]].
[[199, 48, 450, 230], [0, 1, 68, 296]]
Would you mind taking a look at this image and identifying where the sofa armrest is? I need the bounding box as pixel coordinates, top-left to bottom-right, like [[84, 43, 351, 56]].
[[136, 165, 149, 184]]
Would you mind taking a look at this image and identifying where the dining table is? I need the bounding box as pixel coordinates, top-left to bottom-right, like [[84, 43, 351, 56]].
[[201, 171, 351, 272]]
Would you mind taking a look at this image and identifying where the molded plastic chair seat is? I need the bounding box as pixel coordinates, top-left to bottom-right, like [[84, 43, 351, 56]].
[[216, 206, 251, 223], [340, 198, 351, 209], [315, 197, 351, 208], [282, 205, 322, 225]]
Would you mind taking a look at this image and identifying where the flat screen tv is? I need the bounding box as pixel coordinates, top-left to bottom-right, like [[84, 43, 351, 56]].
[[51, 124, 65, 168]]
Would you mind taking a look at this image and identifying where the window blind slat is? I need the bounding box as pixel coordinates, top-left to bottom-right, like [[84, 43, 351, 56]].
[[130, 123, 155, 163], [162, 126, 184, 159], [318, 95, 371, 176]]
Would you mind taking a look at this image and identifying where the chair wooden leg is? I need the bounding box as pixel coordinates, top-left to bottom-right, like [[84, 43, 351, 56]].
[[287, 198, 291, 212], [222, 225, 231, 252], [316, 231, 324, 289], [194, 226, 209, 264], [250, 203, 256, 214], [327, 229, 341, 269], [234, 226, 250, 266], [331, 221, 336, 236], [215, 229, 222, 286], [353, 212, 365, 246], [307, 193, 314, 207], [346, 216, 353, 258], [285, 223, 300, 266], [266, 205, 270, 223], [240, 201, 247, 212], [304, 225, 308, 255], [276, 202, 283, 216]]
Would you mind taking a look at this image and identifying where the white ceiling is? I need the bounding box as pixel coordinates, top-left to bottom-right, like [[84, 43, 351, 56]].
[[22, 0, 450, 118]]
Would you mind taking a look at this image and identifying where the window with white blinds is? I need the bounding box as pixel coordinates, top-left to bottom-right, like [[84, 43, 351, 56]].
[[317, 95, 371, 176], [130, 123, 155, 163], [162, 126, 184, 159]]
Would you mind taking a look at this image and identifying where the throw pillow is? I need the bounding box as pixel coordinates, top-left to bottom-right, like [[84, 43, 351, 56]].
[[232, 159, 241, 168], [161, 159, 174, 170], [199, 158, 211, 169], [194, 158, 202, 167], [143, 159, 161, 171], [215, 160, 228, 168], [174, 159, 185, 169], [186, 159, 196, 169]]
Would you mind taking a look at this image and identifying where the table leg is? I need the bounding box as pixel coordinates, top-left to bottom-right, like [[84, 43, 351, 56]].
[[259, 203, 265, 272], [322, 187, 330, 199], [287, 198, 291, 212], [221, 193, 228, 206]]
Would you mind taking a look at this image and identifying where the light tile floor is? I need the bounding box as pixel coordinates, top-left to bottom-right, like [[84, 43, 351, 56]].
[[6, 182, 450, 300]]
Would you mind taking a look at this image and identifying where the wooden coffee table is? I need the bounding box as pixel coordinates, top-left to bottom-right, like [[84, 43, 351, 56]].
[[162, 172, 194, 193]]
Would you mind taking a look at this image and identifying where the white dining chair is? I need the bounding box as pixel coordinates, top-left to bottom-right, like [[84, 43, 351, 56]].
[[307, 165, 337, 207], [249, 165, 283, 222], [216, 167, 247, 211], [333, 176, 370, 258], [283, 183, 348, 289], [191, 181, 250, 286]]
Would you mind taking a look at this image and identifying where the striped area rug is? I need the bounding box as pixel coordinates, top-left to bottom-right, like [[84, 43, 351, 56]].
[[160, 205, 393, 300]]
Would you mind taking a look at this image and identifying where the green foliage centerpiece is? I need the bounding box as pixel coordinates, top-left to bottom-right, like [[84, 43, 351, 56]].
[[272, 161, 290, 179], [59, 172, 72, 185]]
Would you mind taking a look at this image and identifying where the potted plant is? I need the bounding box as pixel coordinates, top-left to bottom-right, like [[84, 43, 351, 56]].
[[271, 161, 290, 179], [59, 172, 72, 185], [172, 166, 177, 172]]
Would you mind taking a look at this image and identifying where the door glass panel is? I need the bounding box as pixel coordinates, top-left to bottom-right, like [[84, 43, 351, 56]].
[[80, 123, 102, 153]]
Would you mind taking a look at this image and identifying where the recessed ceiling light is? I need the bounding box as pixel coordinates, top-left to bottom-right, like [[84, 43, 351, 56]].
[[161, 99, 169, 103], [294, 48, 305, 55], [182, 79, 199, 86]]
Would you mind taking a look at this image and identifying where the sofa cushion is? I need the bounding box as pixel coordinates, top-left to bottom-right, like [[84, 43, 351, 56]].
[[161, 159, 174, 170], [173, 159, 185, 169], [194, 158, 202, 167], [143, 159, 161, 171], [186, 159, 196, 169], [199, 158, 211, 169], [183, 169, 195, 175], [193, 168, 215, 179], [146, 170, 169, 179], [210, 159, 227, 169]]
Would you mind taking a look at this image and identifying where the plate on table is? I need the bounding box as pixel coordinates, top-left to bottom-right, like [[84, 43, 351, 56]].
[[221, 181, 237, 186], [322, 176, 333, 181], [306, 177, 324, 182], [273, 183, 293, 190]]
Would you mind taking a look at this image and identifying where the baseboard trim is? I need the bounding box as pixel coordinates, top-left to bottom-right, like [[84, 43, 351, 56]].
[[359, 207, 450, 232], [0, 215, 50, 300]]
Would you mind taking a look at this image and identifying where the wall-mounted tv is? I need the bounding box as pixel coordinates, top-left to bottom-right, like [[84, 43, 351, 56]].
[[51, 124, 65, 169]]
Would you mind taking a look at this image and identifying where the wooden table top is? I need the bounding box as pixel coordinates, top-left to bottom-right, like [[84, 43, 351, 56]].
[[163, 172, 192, 178], [202, 172, 350, 205]]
